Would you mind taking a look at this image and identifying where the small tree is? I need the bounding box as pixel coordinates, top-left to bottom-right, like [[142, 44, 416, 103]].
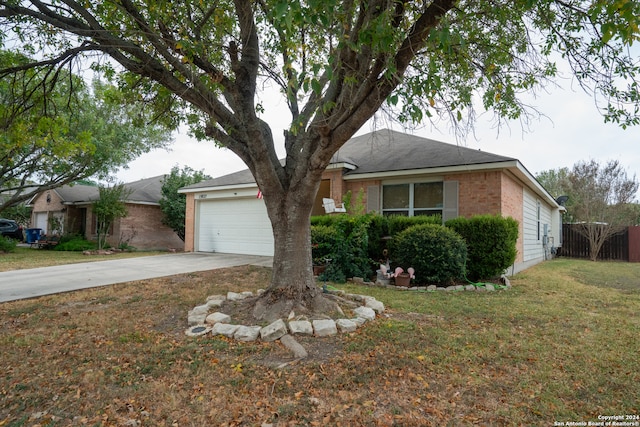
[[536, 168, 571, 199], [566, 160, 639, 261], [159, 166, 209, 241], [93, 184, 130, 250]]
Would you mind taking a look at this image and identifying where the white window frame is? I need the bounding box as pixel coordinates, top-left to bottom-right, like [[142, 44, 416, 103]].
[[382, 180, 444, 217]]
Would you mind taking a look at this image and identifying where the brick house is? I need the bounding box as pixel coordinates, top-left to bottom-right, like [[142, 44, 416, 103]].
[[29, 176, 183, 250], [180, 129, 564, 274]]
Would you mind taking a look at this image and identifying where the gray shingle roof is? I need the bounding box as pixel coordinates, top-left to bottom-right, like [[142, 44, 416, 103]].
[[124, 175, 166, 204], [334, 129, 516, 175], [53, 175, 167, 205], [182, 129, 517, 189], [55, 185, 99, 202]]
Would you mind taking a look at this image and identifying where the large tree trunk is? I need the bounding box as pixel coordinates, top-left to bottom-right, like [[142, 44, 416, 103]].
[[252, 173, 338, 322]]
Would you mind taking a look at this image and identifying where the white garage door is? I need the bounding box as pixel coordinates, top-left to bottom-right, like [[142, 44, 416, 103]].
[[196, 197, 274, 256]]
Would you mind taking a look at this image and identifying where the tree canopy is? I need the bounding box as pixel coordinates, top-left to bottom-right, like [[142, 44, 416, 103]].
[[2, 0, 639, 320], [538, 160, 639, 260], [0, 50, 172, 213], [160, 165, 209, 241]]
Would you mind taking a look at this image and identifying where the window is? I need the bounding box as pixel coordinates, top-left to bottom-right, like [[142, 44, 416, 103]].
[[382, 182, 443, 217]]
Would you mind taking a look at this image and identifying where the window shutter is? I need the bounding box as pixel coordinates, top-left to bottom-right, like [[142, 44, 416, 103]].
[[443, 181, 458, 222], [367, 185, 380, 213]]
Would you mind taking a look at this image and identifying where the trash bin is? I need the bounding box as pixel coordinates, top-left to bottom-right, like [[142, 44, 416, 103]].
[[25, 228, 42, 244]]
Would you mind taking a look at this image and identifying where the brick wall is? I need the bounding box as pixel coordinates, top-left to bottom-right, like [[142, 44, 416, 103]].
[[446, 171, 502, 217], [184, 193, 195, 252], [117, 204, 184, 250], [501, 174, 524, 263], [320, 169, 344, 202], [344, 179, 382, 212]]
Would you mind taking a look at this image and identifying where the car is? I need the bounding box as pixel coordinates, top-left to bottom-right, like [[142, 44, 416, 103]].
[[0, 218, 24, 241]]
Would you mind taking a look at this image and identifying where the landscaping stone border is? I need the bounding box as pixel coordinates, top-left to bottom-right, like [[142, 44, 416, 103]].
[[185, 275, 510, 358], [352, 274, 512, 292], [185, 288, 385, 358]]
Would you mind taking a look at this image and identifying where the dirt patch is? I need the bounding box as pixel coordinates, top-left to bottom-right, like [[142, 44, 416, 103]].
[[250, 335, 344, 368]]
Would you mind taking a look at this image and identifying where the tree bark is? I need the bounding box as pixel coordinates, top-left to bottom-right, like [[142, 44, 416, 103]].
[[251, 165, 338, 322]]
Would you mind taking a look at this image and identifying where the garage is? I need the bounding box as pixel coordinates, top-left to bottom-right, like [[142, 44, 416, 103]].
[[196, 196, 274, 256]]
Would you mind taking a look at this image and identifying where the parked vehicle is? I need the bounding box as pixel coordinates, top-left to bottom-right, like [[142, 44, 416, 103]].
[[0, 218, 24, 241]]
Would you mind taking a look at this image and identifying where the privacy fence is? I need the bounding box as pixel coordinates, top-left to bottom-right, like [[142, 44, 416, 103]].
[[559, 224, 640, 262]]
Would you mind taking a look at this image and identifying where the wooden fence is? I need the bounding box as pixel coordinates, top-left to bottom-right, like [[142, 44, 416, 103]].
[[559, 224, 640, 262]]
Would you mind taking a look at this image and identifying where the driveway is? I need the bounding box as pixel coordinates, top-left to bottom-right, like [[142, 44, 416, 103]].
[[0, 252, 273, 303]]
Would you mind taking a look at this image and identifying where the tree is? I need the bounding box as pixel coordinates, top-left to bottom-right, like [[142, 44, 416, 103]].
[[2, 1, 639, 320], [160, 165, 209, 241], [93, 184, 130, 250], [565, 159, 639, 261], [536, 167, 571, 200], [0, 50, 172, 214]]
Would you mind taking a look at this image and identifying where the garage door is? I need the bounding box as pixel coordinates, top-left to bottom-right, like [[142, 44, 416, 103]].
[[196, 197, 274, 256]]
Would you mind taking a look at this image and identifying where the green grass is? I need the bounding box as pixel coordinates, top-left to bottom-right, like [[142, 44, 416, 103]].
[[0, 246, 166, 272]]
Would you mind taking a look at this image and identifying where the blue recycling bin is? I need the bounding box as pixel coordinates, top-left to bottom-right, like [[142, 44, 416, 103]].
[[26, 228, 42, 244]]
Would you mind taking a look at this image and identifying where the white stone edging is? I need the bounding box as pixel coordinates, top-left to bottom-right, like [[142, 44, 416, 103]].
[[185, 289, 384, 348]]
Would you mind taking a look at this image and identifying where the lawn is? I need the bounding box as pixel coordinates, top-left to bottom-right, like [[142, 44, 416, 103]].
[[0, 258, 638, 426], [0, 247, 166, 272]]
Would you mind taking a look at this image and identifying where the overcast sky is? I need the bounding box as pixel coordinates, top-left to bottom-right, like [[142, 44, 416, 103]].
[[115, 80, 640, 200]]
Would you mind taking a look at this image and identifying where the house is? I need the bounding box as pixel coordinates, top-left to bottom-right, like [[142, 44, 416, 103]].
[[179, 129, 564, 274], [29, 176, 183, 250]]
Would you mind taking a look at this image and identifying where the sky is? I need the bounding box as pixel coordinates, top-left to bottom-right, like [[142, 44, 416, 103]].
[[115, 79, 640, 200]]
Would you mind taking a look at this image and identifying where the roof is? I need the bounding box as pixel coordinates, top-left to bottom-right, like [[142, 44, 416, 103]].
[[182, 129, 517, 191], [333, 129, 516, 175], [49, 175, 167, 205], [55, 185, 99, 202], [124, 175, 166, 204]]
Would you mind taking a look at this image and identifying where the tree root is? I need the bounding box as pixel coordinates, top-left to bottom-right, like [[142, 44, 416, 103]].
[[252, 290, 342, 323]]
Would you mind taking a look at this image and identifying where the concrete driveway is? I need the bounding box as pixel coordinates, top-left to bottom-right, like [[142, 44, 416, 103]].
[[0, 252, 272, 303]]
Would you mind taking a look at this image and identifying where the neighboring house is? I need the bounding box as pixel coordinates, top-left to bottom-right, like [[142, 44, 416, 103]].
[[28, 176, 183, 250], [179, 129, 564, 274]]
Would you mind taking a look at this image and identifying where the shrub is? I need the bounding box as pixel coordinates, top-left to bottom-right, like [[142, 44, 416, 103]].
[[0, 236, 18, 253], [446, 215, 519, 281], [311, 215, 373, 283], [391, 224, 467, 285], [386, 215, 442, 236], [311, 225, 338, 264], [55, 235, 97, 251], [362, 214, 442, 262]]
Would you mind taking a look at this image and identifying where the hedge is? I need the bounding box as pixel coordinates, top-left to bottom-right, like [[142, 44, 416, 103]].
[[446, 214, 518, 281]]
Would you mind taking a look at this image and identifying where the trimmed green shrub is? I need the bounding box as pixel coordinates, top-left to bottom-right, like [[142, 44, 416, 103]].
[[446, 215, 519, 281], [391, 224, 467, 285], [55, 235, 97, 251], [362, 214, 442, 263], [311, 225, 338, 264], [0, 236, 18, 253], [386, 215, 442, 236], [311, 215, 372, 283]]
